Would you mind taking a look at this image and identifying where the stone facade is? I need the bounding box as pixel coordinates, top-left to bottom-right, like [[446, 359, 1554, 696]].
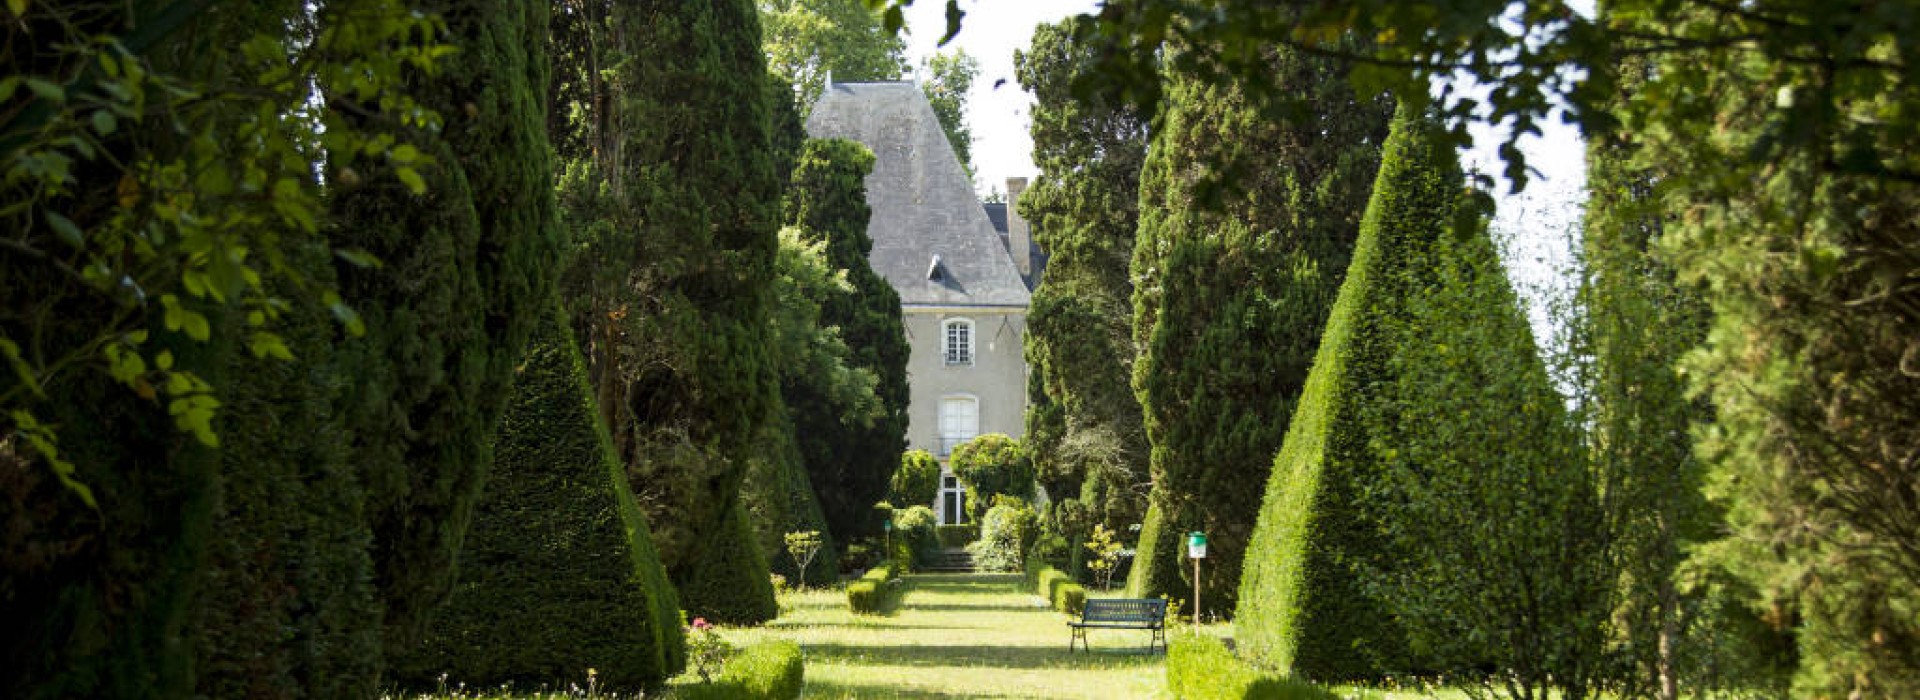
[[807, 81, 1036, 525]]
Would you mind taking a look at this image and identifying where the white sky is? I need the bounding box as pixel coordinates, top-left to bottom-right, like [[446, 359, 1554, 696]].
[[899, 0, 1587, 345]]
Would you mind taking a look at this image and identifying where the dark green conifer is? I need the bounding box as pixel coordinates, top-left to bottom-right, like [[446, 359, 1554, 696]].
[[1015, 18, 1153, 561], [387, 305, 684, 690], [1125, 42, 1390, 617], [782, 138, 909, 542], [324, 0, 563, 649]]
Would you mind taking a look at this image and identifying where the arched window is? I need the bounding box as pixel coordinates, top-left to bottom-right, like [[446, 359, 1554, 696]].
[[944, 318, 973, 366]]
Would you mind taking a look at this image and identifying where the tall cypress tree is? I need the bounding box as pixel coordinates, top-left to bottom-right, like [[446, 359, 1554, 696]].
[[1126, 42, 1390, 616], [324, 0, 562, 650], [1015, 17, 1154, 565], [562, 0, 783, 593], [781, 138, 908, 543]]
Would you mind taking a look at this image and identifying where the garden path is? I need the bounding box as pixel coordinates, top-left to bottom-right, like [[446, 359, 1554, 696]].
[[722, 573, 1169, 699]]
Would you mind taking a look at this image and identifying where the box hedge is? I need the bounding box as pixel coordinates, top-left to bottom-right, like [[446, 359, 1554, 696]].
[[1167, 633, 1337, 700], [1030, 564, 1086, 615], [847, 565, 899, 614], [937, 524, 981, 548], [672, 640, 805, 700], [680, 501, 781, 625], [387, 306, 684, 689]]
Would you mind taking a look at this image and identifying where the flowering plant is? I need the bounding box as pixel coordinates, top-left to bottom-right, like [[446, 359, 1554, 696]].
[[683, 612, 733, 683]]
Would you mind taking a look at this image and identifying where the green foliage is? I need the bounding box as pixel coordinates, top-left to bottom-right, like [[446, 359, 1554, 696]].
[[387, 306, 684, 690], [948, 434, 1033, 521], [967, 501, 1039, 573], [1030, 564, 1086, 615], [935, 524, 979, 548], [891, 449, 941, 509], [681, 502, 781, 625], [1615, 6, 1920, 696], [1574, 45, 1794, 699], [738, 407, 841, 595], [1016, 16, 1154, 562], [1167, 633, 1339, 700], [326, 0, 565, 649], [782, 138, 908, 544], [847, 566, 900, 614], [1, 3, 560, 698], [559, 0, 785, 585], [918, 49, 978, 176], [759, 0, 906, 111], [1236, 107, 1607, 695], [783, 531, 826, 589], [673, 639, 805, 700], [1126, 38, 1390, 619], [1084, 524, 1125, 591], [889, 505, 941, 569]]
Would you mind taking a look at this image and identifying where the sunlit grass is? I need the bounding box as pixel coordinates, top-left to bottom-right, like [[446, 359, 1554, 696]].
[[721, 573, 1169, 699]]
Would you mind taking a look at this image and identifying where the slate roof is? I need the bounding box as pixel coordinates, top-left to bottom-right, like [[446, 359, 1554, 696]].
[[805, 82, 1032, 308]]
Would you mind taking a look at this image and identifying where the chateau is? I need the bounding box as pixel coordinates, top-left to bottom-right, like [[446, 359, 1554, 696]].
[[806, 81, 1041, 525]]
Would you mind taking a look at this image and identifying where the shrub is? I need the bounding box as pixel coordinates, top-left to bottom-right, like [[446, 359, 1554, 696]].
[[891, 450, 941, 508], [738, 408, 839, 589], [673, 640, 805, 700], [937, 524, 981, 548], [968, 502, 1038, 572], [386, 306, 683, 689], [890, 505, 941, 569], [1053, 582, 1088, 615], [680, 502, 780, 625], [949, 434, 1034, 520], [1166, 633, 1338, 700], [847, 566, 899, 614]]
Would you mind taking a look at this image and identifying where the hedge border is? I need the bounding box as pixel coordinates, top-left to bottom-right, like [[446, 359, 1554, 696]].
[[672, 640, 804, 700], [847, 566, 901, 615], [1167, 633, 1338, 700]]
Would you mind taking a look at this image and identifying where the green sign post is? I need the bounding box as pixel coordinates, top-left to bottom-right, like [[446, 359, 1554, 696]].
[[1187, 531, 1207, 622]]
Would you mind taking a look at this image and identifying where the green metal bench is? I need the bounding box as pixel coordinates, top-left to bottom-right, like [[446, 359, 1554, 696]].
[[1068, 597, 1167, 653]]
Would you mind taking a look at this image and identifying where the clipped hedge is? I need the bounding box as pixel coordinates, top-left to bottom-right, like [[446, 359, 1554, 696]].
[[673, 640, 805, 700], [847, 565, 900, 614], [1031, 564, 1087, 615], [680, 502, 780, 625], [937, 524, 981, 548], [387, 306, 685, 690], [1167, 633, 1338, 700], [1237, 104, 1601, 685], [967, 502, 1037, 572]]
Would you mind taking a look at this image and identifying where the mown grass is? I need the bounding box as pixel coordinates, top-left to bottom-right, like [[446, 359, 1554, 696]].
[[389, 572, 1471, 699], [722, 573, 1168, 699]]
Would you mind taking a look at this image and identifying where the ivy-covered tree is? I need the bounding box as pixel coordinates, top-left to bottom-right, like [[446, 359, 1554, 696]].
[[1238, 106, 1607, 696], [782, 138, 909, 542], [1015, 17, 1154, 563], [919, 49, 979, 177], [760, 0, 906, 111], [1125, 39, 1390, 617]]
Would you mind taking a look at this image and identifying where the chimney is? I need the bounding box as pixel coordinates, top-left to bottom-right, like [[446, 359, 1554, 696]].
[[1006, 177, 1032, 279]]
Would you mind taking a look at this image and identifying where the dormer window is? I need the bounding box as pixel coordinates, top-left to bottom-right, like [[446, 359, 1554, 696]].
[[927, 254, 947, 282], [944, 319, 973, 366]]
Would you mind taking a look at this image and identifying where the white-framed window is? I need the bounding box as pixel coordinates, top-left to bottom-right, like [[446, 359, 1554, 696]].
[[944, 318, 973, 366], [938, 395, 978, 457]]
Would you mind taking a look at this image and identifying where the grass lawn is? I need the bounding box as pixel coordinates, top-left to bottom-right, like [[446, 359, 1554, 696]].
[[718, 573, 1171, 699]]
